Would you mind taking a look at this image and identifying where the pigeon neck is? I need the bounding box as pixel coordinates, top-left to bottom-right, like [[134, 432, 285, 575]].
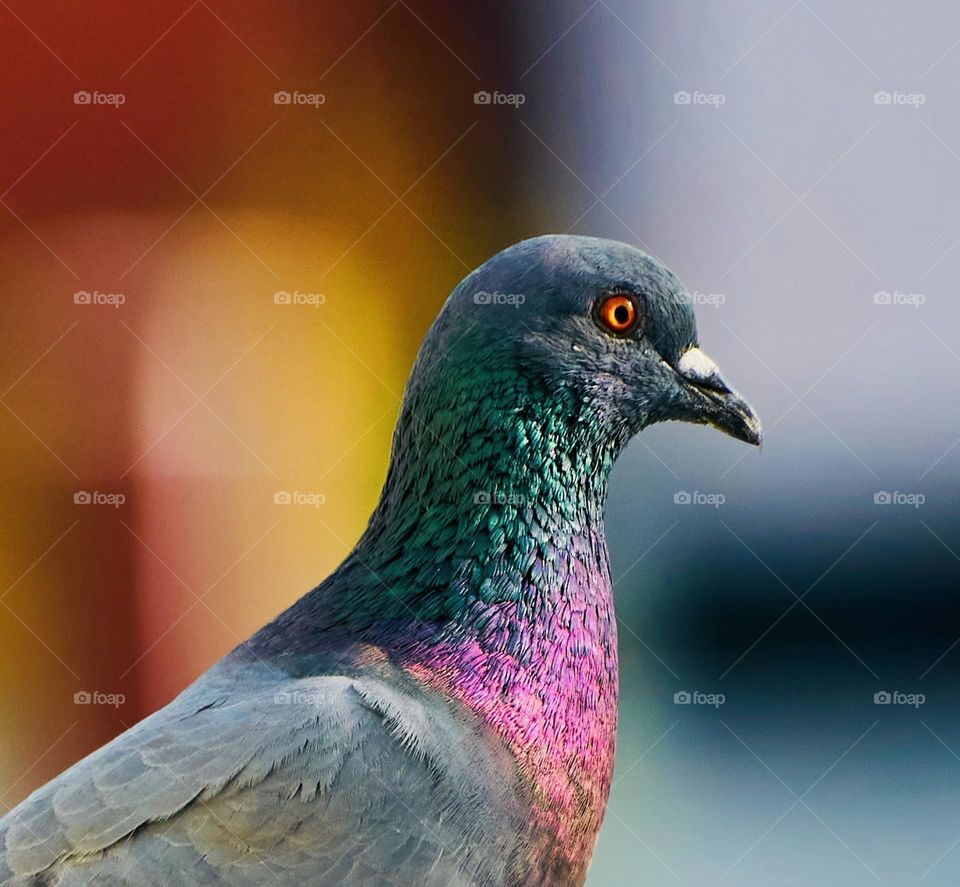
[[360, 354, 625, 569], [349, 360, 621, 877]]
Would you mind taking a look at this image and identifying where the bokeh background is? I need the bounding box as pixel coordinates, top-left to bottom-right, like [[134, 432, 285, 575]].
[[3, 2, 960, 884]]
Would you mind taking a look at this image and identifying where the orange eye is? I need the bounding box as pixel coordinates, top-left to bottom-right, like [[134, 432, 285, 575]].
[[597, 294, 638, 334]]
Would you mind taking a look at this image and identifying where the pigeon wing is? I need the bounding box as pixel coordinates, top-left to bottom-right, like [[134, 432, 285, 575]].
[[0, 666, 525, 886]]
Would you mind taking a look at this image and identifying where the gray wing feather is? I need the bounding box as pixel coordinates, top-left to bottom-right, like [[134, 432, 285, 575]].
[[0, 662, 524, 886]]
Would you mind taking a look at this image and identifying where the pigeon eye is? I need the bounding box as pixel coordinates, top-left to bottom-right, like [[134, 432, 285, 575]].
[[596, 294, 639, 335]]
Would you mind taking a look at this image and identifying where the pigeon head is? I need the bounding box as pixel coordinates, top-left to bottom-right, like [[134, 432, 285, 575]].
[[415, 234, 761, 449]]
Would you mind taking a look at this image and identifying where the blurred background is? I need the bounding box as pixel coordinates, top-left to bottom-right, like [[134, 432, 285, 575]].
[[2, 1, 960, 883]]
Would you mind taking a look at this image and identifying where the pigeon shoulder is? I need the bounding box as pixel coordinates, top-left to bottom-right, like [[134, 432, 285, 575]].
[[0, 656, 529, 886]]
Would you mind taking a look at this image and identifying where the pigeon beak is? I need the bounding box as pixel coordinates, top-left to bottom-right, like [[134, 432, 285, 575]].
[[674, 347, 763, 446]]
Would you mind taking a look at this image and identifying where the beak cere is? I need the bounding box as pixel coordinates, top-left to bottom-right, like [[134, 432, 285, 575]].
[[675, 348, 763, 446]]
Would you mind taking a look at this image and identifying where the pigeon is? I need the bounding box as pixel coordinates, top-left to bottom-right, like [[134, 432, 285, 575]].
[[0, 235, 761, 886]]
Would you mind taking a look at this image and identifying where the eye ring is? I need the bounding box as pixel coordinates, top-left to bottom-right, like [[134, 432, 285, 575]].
[[595, 292, 640, 336]]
